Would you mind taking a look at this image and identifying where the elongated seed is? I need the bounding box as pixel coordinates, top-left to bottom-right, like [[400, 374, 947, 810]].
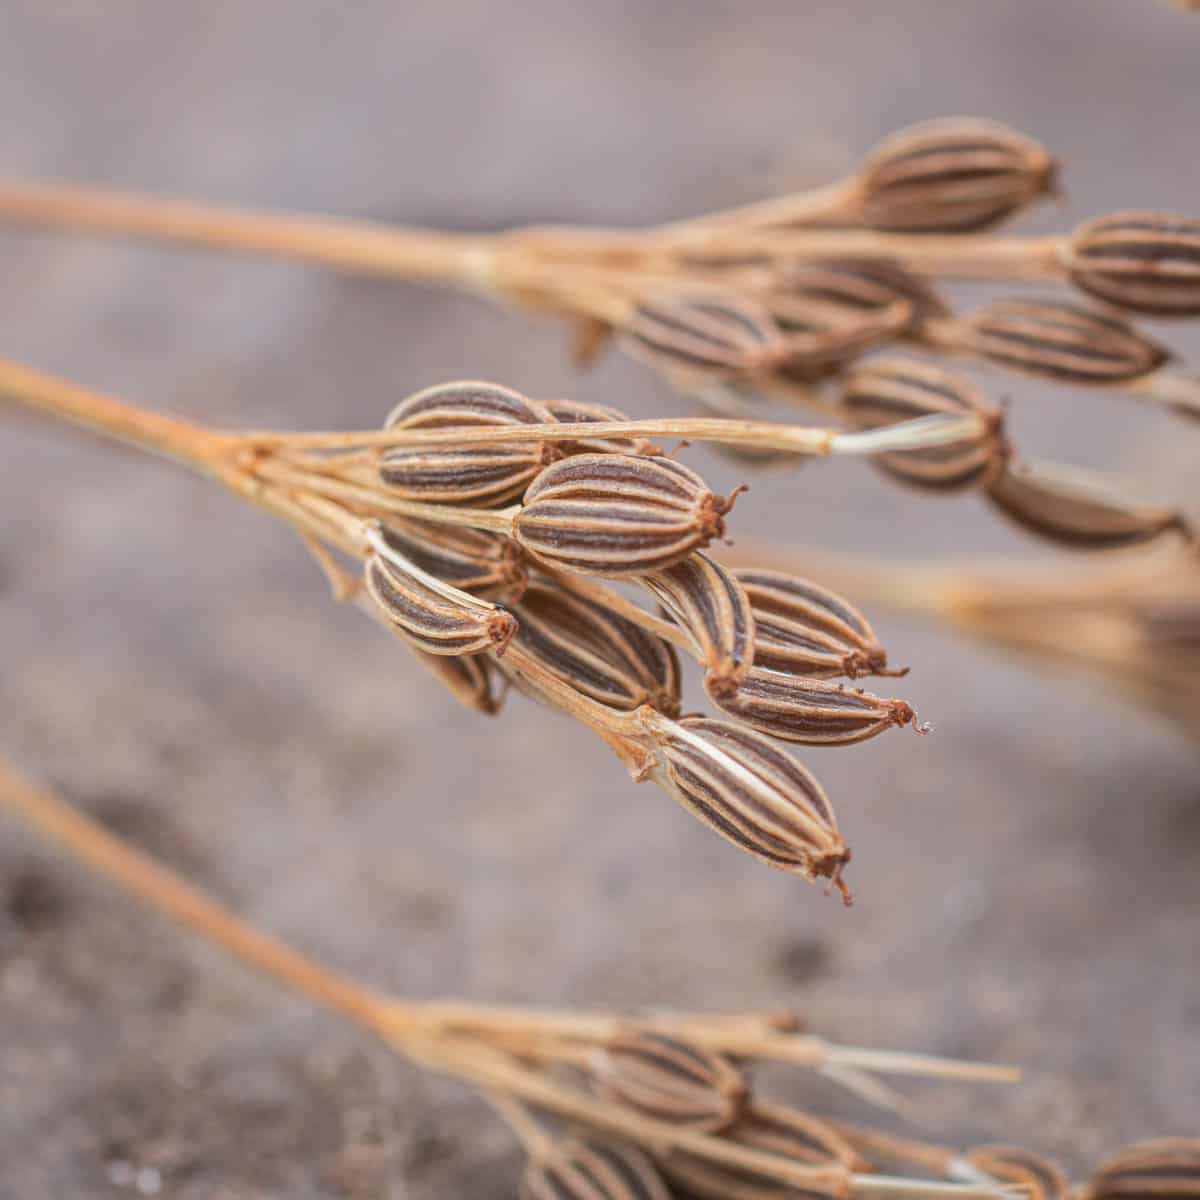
[[769, 296, 913, 382], [543, 397, 661, 458], [855, 118, 1057, 233], [515, 453, 740, 577], [363, 525, 517, 656], [732, 568, 899, 679], [375, 518, 528, 601], [734, 1102, 868, 1171], [504, 582, 681, 716], [967, 1146, 1069, 1200], [709, 667, 923, 746], [522, 1136, 673, 1200], [1083, 1140, 1200, 1200], [380, 380, 556, 506], [985, 459, 1190, 550], [646, 714, 850, 891], [412, 647, 503, 715], [952, 298, 1170, 384], [839, 357, 1008, 492], [642, 552, 756, 699], [660, 1150, 845, 1200], [591, 1031, 748, 1132], [1063, 212, 1200, 317], [771, 258, 950, 326]]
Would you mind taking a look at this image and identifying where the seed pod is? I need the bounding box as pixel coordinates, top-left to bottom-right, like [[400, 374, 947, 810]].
[[839, 357, 1008, 492], [375, 518, 528, 601], [642, 552, 756, 699], [521, 1136, 673, 1200], [379, 380, 556, 506], [955, 299, 1170, 384], [661, 1152, 845, 1200], [709, 668, 923, 746], [732, 568, 898, 680], [591, 1031, 748, 1131], [1063, 212, 1200, 317], [986, 459, 1191, 550], [967, 1146, 1070, 1200], [515, 453, 740, 578], [618, 294, 786, 384], [854, 118, 1057, 234], [1084, 1140, 1200, 1200], [543, 397, 661, 458], [506, 582, 681, 716], [648, 715, 850, 890], [734, 1102, 868, 1171], [770, 299, 913, 382], [363, 524, 517, 656], [412, 647, 503, 715], [772, 258, 951, 326]]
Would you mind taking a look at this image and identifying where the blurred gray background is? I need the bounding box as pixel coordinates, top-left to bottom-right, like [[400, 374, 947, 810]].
[[1, 3, 1197, 1196]]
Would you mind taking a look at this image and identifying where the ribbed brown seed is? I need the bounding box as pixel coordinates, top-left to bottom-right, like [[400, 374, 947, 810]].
[[772, 258, 951, 326], [732, 568, 897, 680], [412, 648, 502, 715], [955, 298, 1170, 384], [1063, 212, 1200, 317], [1084, 1140, 1200, 1200], [515, 453, 739, 578], [642, 552, 756, 699], [733, 1102, 868, 1171], [768, 296, 913, 382], [839, 357, 1008, 492], [379, 380, 556, 506], [521, 1137, 673, 1200], [661, 1152, 846, 1200], [543, 397, 662, 458], [649, 716, 850, 890], [967, 1146, 1070, 1200], [591, 1031, 748, 1132], [986, 459, 1191, 550], [375, 518, 528, 601], [618, 294, 786, 383], [855, 118, 1057, 233], [709, 668, 922, 746], [363, 527, 517, 656], [505, 582, 681, 716]]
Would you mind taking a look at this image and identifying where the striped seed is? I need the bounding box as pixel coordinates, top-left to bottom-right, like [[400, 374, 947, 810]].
[[642, 552, 756, 699], [769, 296, 913, 382], [504, 581, 681, 716], [660, 1151, 845, 1200], [955, 298, 1170, 384], [1083, 1139, 1200, 1200], [732, 568, 900, 680], [733, 1102, 868, 1171], [1063, 212, 1200, 317], [379, 380, 557, 506], [375, 518, 528, 601], [772, 258, 950, 326], [967, 1146, 1070, 1200], [986, 459, 1191, 550], [708, 668, 924, 746], [542, 397, 662, 458], [514, 453, 741, 578], [647, 715, 850, 891], [591, 1031, 748, 1132], [839, 357, 1008, 492], [412, 647, 503, 715], [522, 1137, 673, 1200], [363, 524, 517, 656], [855, 118, 1057, 234]]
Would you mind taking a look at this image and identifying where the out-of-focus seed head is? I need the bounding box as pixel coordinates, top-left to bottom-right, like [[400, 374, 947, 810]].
[[1083, 1139, 1200, 1200], [967, 1146, 1070, 1200], [503, 581, 681, 716], [642, 552, 756, 699], [376, 518, 528, 602], [543, 397, 662, 458], [661, 1151, 847, 1200], [733, 1102, 869, 1171], [733, 568, 900, 680], [380, 380, 557, 506], [647, 714, 851, 894], [514, 453, 742, 578], [771, 258, 951, 326], [986, 459, 1192, 550], [708, 668, 925, 746], [839, 357, 1009, 492], [958, 298, 1171, 384], [1063, 212, 1200, 317], [521, 1136, 674, 1200], [854, 118, 1057, 234], [591, 1031, 749, 1132]]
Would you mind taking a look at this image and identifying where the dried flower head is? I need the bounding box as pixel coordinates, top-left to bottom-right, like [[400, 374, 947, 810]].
[[380, 380, 557, 506], [1063, 212, 1200, 317], [514, 453, 741, 577], [853, 118, 1057, 234], [521, 1136, 673, 1200], [839, 357, 1008, 492]]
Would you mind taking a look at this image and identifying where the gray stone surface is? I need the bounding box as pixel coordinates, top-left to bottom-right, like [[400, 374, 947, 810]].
[[1, 3, 1197, 1196]]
